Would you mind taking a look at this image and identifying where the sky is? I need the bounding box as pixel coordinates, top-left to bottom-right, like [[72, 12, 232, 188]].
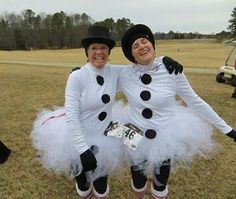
[[0, 0, 235, 34]]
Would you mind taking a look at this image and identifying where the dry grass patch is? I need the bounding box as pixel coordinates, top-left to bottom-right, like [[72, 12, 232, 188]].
[[156, 40, 233, 68], [0, 39, 233, 68]]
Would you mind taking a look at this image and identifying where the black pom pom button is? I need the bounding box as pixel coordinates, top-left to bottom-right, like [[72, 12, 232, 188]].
[[141, 74, 152, 85], [101, 94, 110, 104], [145, 129, 156, 139], [96, 75, 104, 85], [140, 90, 151, 101], [142, 108, 153, 119], [98, 112, 107, 121]]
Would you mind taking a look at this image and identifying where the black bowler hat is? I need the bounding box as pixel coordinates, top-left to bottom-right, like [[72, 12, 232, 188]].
[[81, 26, 115, 50], [121, 24, 155, 63]]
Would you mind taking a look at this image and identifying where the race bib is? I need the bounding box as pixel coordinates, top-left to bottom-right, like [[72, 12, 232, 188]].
[[122, 123, 143, 150], [105, 122, 123, 138]]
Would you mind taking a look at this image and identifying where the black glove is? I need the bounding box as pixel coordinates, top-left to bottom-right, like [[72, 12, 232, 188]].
[[163, 56, 183, 75], [0, 141, 11, 164], [80, 149, 97, 172], [226, 129, 236, 142], [70, 66, 81, 73]]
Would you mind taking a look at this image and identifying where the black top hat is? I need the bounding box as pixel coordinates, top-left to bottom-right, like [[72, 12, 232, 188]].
[[81, 26, 115, 50], [121, 24, 155, 63]]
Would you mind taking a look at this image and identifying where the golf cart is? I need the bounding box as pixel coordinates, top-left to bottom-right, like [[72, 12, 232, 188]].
[[216, 45, 236, 86]]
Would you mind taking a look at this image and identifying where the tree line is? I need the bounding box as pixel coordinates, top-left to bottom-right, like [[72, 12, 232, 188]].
[[0, 8, 235, 51], [0, 9, 133, 50]]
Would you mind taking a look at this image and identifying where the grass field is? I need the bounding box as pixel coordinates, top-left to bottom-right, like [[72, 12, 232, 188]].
[[0, 40, 236, 199], [0, 39, 233, 67]]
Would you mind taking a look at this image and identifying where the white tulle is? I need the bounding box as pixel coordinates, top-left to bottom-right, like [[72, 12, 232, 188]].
[[112, 102, 218, 171], [31, 101, 218, 179], [31, 106, 124, 181]]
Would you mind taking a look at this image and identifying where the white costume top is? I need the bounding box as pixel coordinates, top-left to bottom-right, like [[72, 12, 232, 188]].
[[65, 62, 123, 154], [118, 57, 231, 137], [118, 58, 232, 134], [116, 57, 232, 168]]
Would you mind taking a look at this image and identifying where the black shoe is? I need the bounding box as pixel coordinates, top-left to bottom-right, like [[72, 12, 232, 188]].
[[231, 92, 236, 99], [0, 141, 11, 164]]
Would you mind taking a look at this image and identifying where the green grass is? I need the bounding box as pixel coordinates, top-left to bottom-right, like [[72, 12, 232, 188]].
[[0, 42, 236, 198]]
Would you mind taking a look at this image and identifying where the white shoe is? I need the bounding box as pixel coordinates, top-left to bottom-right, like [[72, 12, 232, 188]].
[[75, 183, 93, 199], [93, 185, 109, 199], [151, 183, 168, 199], [131, 180, 147, 199]]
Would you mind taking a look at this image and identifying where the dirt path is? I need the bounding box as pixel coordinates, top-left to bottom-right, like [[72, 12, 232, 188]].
[[0, 60, 74, 67], [0, 60, 219, 74]]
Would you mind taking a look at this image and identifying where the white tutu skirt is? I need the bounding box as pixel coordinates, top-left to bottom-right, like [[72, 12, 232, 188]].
[[31, 106, 124, 181], [116, 104, 218, 171]]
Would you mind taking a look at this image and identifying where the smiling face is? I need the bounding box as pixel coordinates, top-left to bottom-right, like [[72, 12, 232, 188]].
[[87, 43, 110, 69], [131, 38, 155, 65]]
